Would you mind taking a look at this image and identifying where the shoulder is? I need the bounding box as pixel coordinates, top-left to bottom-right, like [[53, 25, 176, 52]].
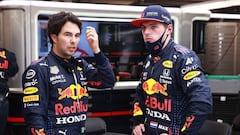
[[30, 56, 48, 67], [173, 44, 192, 54], [5, 49, 15, 56], [22, 58, 50, 82], [172, 44, 202, 68], [173, 44, 198, 58], [24, 56, 49, 75]]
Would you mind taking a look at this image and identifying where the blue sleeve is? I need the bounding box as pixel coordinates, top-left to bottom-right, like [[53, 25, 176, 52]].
[[176, 51, 212, 134], [22, 65, 48, 134], [84, 51, 116, 88]]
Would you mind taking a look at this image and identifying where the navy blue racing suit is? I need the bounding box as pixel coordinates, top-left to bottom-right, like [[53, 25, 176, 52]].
[[132, 39, 212, 135], [22, 51, 115, 135]]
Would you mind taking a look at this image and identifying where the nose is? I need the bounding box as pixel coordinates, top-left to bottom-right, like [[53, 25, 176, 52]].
[[70, 36, 78, 43], [142, 27, 151, 35]]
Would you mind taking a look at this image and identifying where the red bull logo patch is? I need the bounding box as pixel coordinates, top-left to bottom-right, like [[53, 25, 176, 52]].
[[181, 115, 195, 132], [58, 84, 88, 100], [142, 78, 168, 96], [31, 128, 45, 135], [133, 102, 143, 116], [55, 101, 88, 115], [0, 60, 8, 69], [145, 96, 172, 112]]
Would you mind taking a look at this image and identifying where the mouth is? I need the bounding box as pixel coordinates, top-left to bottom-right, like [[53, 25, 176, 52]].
[[144, 38, 152, 42], [69, 47, 77, 52]]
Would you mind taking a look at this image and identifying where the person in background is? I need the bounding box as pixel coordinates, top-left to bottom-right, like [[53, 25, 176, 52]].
[[22, 11, 115, 135], [0, 48, 18, 134], [131, 5, 212, 135]]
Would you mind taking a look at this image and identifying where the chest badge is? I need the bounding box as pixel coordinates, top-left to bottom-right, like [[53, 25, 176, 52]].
[[162, 60, 173, 68], [142, 78, 168, 96], [50, 66, 59, 74]]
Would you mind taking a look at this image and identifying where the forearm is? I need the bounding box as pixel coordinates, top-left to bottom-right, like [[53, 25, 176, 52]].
[[181, 102, 212, 135], [86, 52, 115, 88]]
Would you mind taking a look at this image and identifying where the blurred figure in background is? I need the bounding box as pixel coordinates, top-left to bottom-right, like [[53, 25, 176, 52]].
[[0, 48, 18, 134]]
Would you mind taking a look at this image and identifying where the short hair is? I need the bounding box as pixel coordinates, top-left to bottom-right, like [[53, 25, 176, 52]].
[[47, 11, 82, 44]]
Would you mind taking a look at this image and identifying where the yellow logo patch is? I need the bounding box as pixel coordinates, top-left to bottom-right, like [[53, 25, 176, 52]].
[[23, 95, 39, 102], [77, 66, 83, 71], [183, 71, 200, 80], [162, 60, 173, 68], [133, 102, 143, 116], [23, 87, 38, 94]]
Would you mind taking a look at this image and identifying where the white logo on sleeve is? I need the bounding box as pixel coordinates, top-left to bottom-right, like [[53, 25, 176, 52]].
[[185, 57, 193, 65]]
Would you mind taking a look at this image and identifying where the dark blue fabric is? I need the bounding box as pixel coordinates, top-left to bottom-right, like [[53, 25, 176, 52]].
[[132, 40, 212, 135], [0, 99, 8, 135], [22, 51, 115, 135]]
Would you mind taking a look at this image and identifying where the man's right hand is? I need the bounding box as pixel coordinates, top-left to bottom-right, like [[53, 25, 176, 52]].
[[132, 124, 145, 135]]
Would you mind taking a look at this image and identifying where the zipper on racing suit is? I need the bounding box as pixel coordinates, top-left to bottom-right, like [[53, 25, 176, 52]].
[[72, 69, 87, 134]]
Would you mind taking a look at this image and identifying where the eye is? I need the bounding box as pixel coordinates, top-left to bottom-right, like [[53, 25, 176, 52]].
[[141, 25, 146, 31], [151, 25, 157, 30], [75, 33, 80, 38], [64, 32, 72, 37]]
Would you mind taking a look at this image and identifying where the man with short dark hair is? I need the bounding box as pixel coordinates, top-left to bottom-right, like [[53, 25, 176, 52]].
[[22, 11, 115, 135]]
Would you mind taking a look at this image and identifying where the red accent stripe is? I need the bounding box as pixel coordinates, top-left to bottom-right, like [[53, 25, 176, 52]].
[[88, 110, 132, 117], [7, 111, 132, 123], [118, 72, 131, 77], [7, 117, 25, 123]]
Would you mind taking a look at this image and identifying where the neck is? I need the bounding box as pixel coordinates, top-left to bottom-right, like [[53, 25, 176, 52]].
[[161, 34, 170, 50]]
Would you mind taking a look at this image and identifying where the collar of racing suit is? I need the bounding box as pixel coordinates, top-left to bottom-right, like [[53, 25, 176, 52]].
[[50, 51, 79, 73], [150, 39, 174, 59]]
